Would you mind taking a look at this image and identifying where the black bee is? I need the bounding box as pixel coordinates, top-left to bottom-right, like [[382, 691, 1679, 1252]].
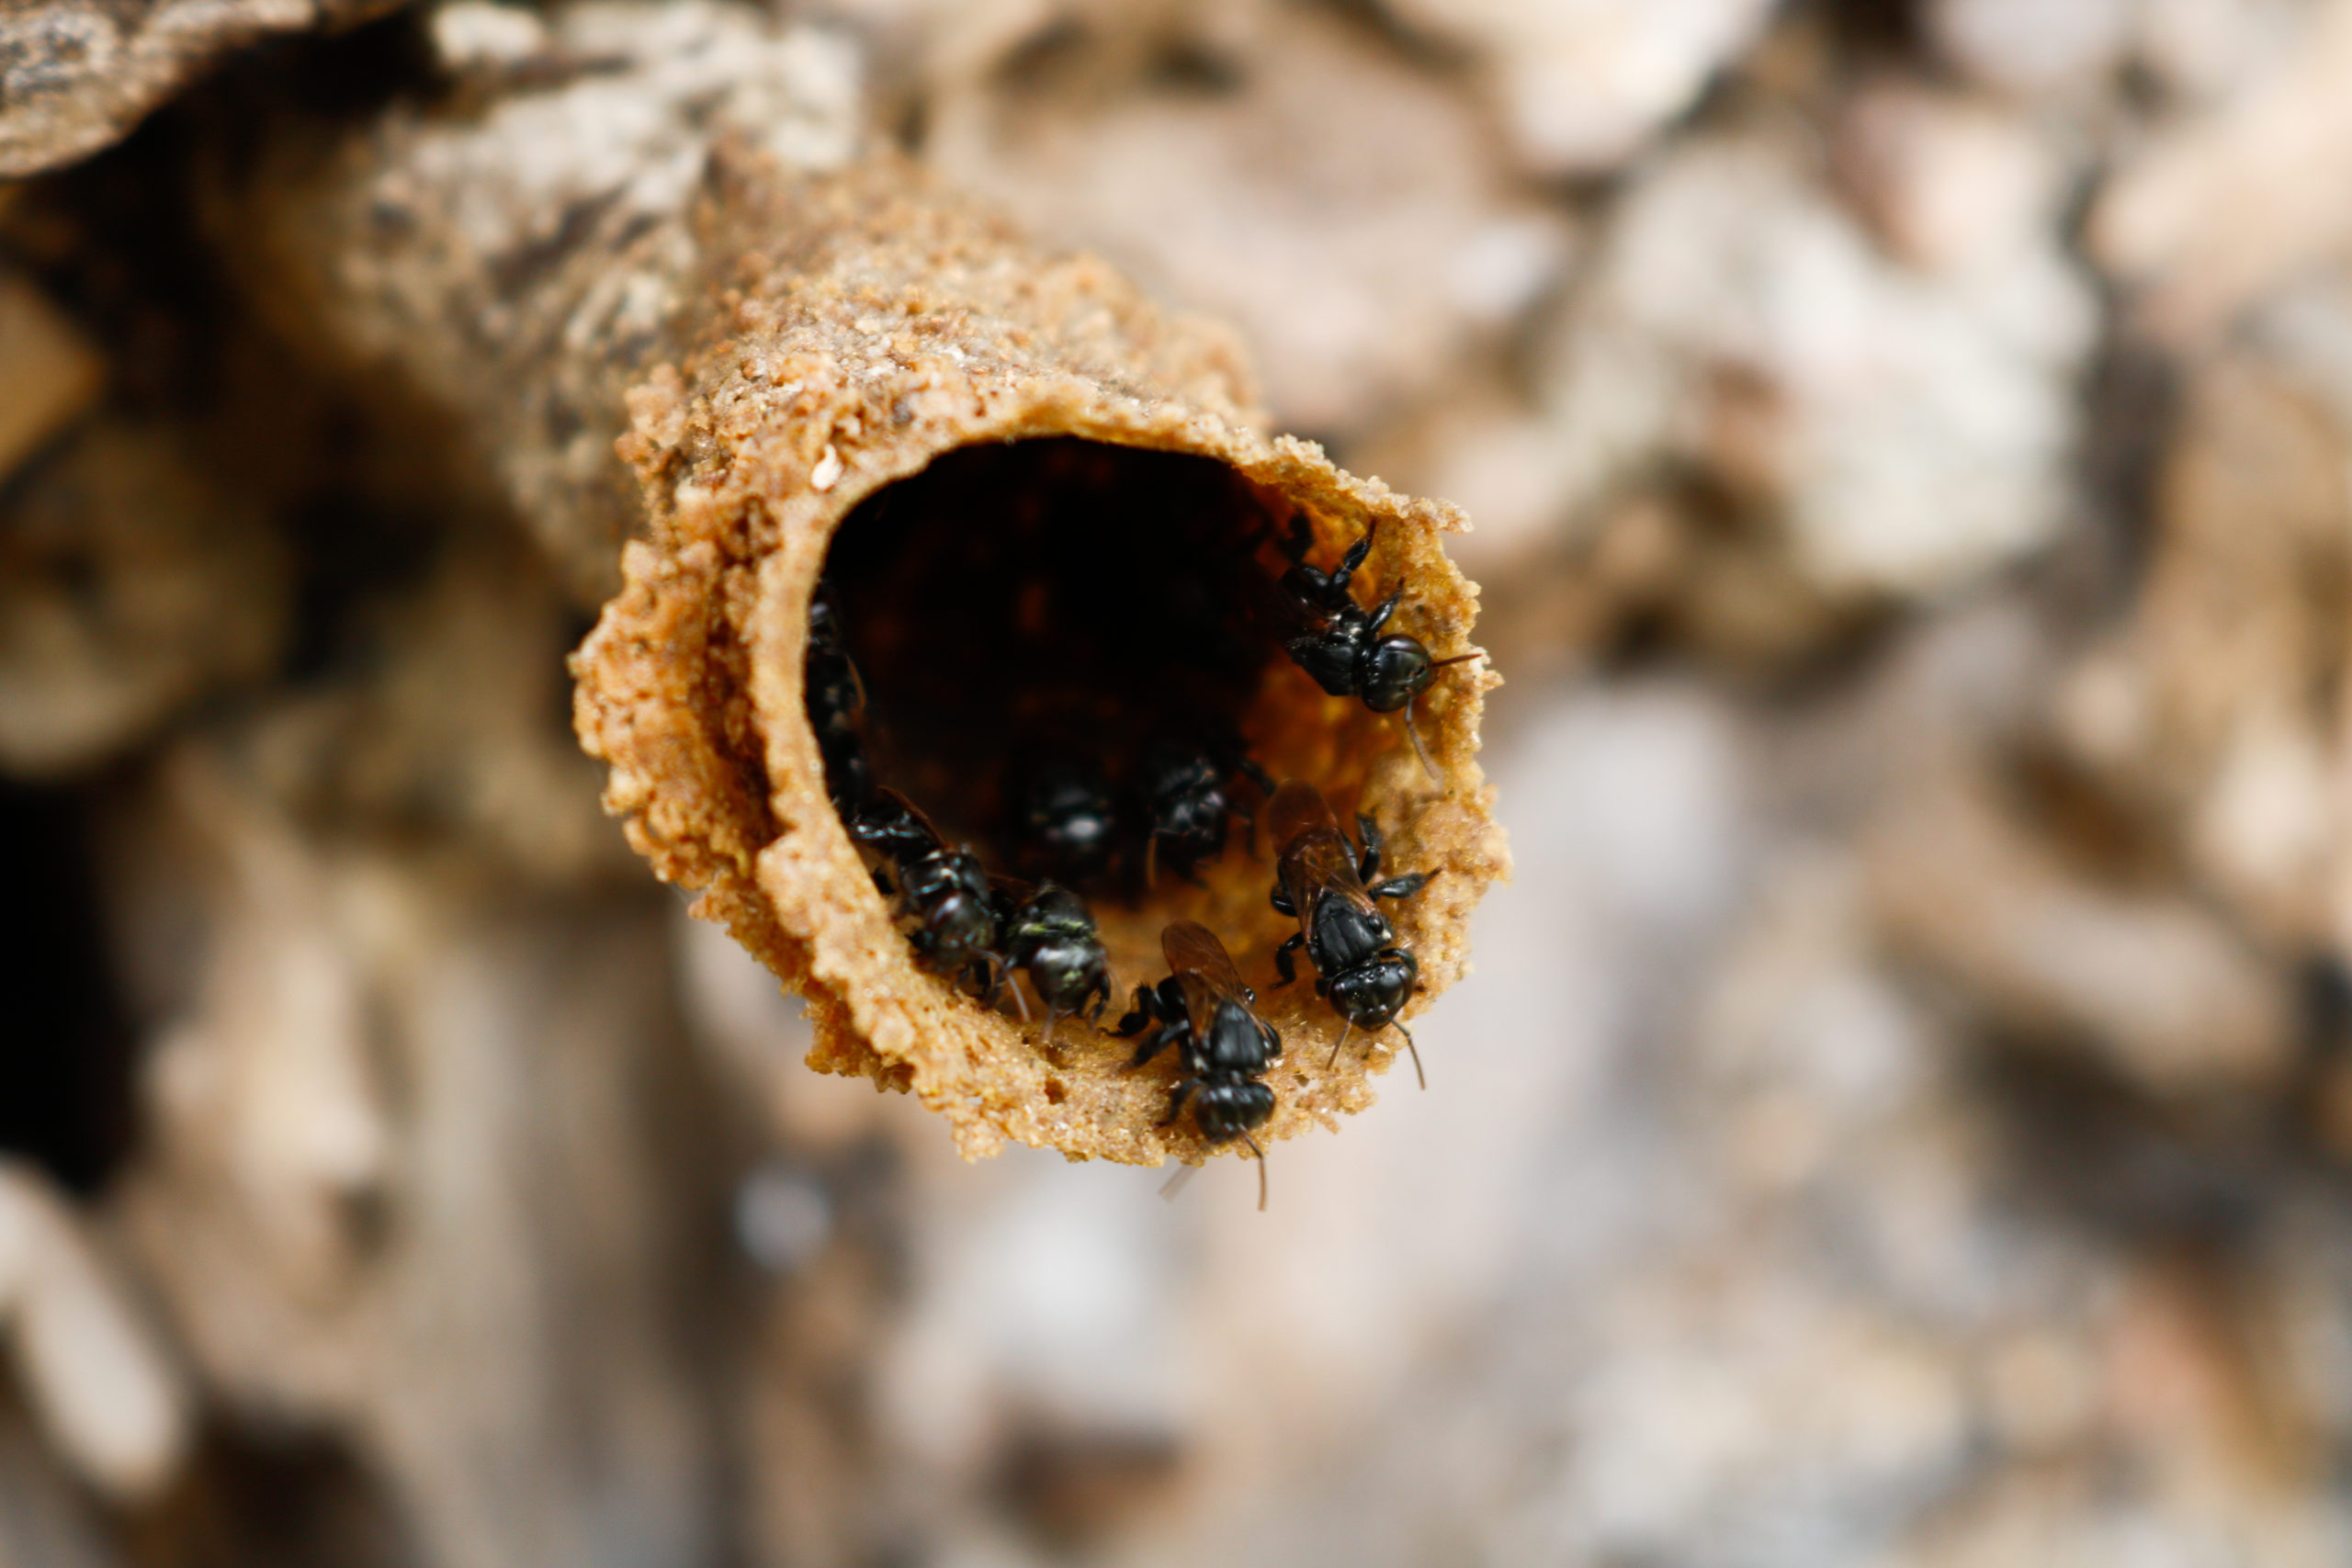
[[1012, 758, 1120, 886], [1274, 515, 1480, 778], [990, 877, 1113, 1040], [805, 588, 873, 808], [843, 788, 1001, 988], [1133, 737, 1275, 887], [1118, 919, 1281, 1209], [1265, 779, 1432, 1086]]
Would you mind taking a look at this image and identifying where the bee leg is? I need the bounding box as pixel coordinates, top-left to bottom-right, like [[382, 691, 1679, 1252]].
[[1236, 799, 1261, 860], [1281, 513, 1316, 564], [1144, 834, 1160, 890], [1115, 986, 1158, 1037], [1371, 872, 1431, 901], [1393, 1020, 1426, 1090], [1401, 699, 1439, 782], [1157, 1077, 1197, 1129], [1273, 933, 1304, 986], [1271, 886, 1295, 918], [1238, 756, 1277, 797], [1332, 525, 1375, 592], [1354, 813, 1384, 880], [1003, 965, 1031, 1022], [1364, 586, 1402, 635], [1325, 1020, 1354, 1069], [1125, 1025, 1176, 1071]]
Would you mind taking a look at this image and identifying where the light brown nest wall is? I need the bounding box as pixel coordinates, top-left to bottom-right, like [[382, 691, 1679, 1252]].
[[573, 153, 1506, 1164]]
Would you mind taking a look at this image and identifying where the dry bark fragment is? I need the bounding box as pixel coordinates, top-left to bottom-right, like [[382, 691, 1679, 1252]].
[[0, 420, 288, 779], [0, 0, 407, 177]]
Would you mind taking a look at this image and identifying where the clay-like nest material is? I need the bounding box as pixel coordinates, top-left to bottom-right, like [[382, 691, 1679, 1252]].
[[572, 155, 1506, 1163]]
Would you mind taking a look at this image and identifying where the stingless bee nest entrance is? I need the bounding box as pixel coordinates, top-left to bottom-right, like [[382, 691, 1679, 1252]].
[[571, 158, 1505, 1165], [822, 437, 1426, 1054]]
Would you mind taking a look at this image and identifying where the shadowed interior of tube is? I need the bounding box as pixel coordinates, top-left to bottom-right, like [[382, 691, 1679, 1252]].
[[826, 437, 1279, 846], [821, 436, 1396, 993]]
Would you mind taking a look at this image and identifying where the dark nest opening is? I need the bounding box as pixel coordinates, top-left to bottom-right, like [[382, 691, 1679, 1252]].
[[820, 436, 1295, 896]]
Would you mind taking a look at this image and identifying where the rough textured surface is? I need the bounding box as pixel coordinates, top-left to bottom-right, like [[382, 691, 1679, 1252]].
[[0, 420, 288, 778], [2091, 0, 2352, 342], [234, 0, 866, 603], [0, 263, 103, 479], [572, 154, 1505, 1165], [0, 0, 405, 177], [0, 1160, 188, 1503], [1528, 117, 2094, 601], [1380, 0, 1778, 175], [922, 3, 1571, 435], [102, 534, 726, 1568]]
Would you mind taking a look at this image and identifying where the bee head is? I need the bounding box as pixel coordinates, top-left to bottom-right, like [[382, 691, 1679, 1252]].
[[929, 891, 999, 966], [1193, 1079, 1276, 1142], [1358, 634, 1434, 714], [1026, 934, 1109, 1012], [1328, 950, 1419, 1032]]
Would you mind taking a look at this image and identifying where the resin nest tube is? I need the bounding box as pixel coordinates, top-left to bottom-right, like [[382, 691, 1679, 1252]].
[[574, 155, 1506, 1164]]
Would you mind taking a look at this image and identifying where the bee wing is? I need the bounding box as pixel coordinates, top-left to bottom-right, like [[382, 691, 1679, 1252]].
[[1285, 828, 1379, 927], [1266, 779, 1337, 853], [1163, 919, 1249, 1034], [1272, 784, 1378, 927]]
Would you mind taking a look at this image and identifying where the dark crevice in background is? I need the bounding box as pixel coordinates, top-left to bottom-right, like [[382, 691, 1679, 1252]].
[[123, 1422, 415, 1568], [0, 777, 138, 1195], [1815, 0, 1926, 58]]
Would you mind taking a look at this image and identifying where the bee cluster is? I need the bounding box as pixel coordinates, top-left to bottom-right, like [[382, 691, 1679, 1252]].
[[813, 588, 1117, 1038], [805, 446, 1475, 1201]]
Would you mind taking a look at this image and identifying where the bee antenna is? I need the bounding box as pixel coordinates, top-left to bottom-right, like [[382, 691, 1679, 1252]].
[[1242, 1133, 1269, 1212], [1401, 701, 1440, 782], [1159, 1162, 1200, 1203], [1430, 651, 1483, 670], [1326, 1019, 1353, 1069], [1005, 968, 1031, 1023], [1394, 1021, 1425, 1090]]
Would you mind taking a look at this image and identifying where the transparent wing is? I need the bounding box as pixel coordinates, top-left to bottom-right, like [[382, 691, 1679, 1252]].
[[1266, 779, 1337, 853], [1163, 919, 1249, 1035], [1271, 781, 1377, 928]]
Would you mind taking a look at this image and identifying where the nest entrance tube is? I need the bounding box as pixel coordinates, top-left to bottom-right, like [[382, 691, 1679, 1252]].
[[571, 158, 1505, 1165]]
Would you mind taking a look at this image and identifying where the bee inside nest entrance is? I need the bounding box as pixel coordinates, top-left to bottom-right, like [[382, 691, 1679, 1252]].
[[818, 435, 1399, 1003], [566, 175, 1503, 1166]]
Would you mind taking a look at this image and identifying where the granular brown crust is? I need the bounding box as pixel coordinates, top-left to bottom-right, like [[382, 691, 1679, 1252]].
[[573, 152, 1507, 1163]]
